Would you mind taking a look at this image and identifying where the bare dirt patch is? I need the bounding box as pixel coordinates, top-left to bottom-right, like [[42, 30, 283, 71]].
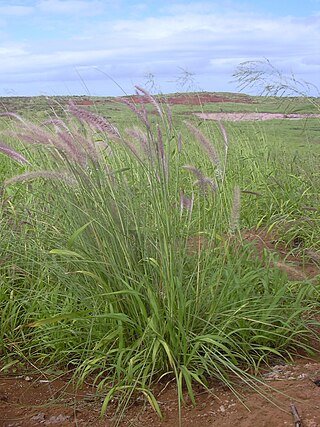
[[194, 112, 320, 121], [116, 93, 254, 106], [1, 356, 320, 427], [74, 100, 95, 106], [185, 228, 320, 281], [163, 93, 254, 105], [241, 228, 320, 281]]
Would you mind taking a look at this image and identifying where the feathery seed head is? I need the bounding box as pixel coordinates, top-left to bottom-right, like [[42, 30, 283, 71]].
[[180, 190, 195, 217], [41, 119, 69, 131], [182, 165, 217, 194], [68, 102, 120, 139], [125, 127, 151, 157], [56, 131, 88, 165], [119, 98, 150, 130], [217, 121, 228, 148], [177, 132, 182, 152], [4, 170, 76, 187], [229, 185, 241, 234], [135, 85, 163, 119], [182, 164, 203, 181], [0, 141, 31, 165], [184, 121, 221, 168], [121, 139, 143, 161], [0, 112, 28, 126]]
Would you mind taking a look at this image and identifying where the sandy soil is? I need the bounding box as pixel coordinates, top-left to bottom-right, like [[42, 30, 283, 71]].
[[194, 112, 320, 121]]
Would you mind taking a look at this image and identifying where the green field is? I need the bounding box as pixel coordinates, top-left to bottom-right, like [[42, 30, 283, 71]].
[[0, 91, 319, 422]]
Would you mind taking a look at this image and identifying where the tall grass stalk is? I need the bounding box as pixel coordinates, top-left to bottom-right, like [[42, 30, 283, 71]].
[[0, 90, 319, 424]]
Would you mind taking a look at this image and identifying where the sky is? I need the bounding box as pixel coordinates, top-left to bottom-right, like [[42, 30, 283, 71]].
[[0, 0, 319, 97]]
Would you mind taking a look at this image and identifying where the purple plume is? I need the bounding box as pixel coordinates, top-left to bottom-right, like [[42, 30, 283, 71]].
[[0, 141, 30, 165]]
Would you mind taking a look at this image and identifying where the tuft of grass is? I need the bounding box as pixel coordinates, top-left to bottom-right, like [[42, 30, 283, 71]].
[[0, 88, 319, 424]]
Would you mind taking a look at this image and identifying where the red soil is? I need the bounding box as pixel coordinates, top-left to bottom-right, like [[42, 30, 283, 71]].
[[162, 93, 253, 105], [116, 93, 253, 106], [73, 93, 253, 107], [1, 356, 320, 427], [74, 100, 95, 106]]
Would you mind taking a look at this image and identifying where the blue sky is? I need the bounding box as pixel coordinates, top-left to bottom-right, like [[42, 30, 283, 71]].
[[0, 0, 319, 96]]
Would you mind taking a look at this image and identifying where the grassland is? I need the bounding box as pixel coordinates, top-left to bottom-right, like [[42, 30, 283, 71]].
[[0, 91, 319, 424]]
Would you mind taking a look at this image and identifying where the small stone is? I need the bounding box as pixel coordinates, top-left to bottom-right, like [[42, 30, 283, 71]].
[[31, 413, 46, 422], [219, 405, 226, 413], [297, 374, 307, 380], [44, 414, 71, 425]]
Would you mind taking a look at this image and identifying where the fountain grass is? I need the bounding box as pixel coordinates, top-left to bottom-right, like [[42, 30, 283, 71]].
[[0, 91, 319, 423]]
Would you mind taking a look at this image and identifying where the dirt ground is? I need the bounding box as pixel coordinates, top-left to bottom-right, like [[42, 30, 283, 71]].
[[116, 92, 254, 106], [1, 355, 320, 427], [194, 112, 320, 121]]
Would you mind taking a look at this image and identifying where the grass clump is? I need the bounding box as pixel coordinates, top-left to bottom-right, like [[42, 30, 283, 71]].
[[0, 88, 319, 422]]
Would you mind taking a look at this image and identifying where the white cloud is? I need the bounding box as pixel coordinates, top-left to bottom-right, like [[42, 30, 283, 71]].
[[0, 45, 29, 56], [0, 48, 114, 73], [0, 3, 319, 95]]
